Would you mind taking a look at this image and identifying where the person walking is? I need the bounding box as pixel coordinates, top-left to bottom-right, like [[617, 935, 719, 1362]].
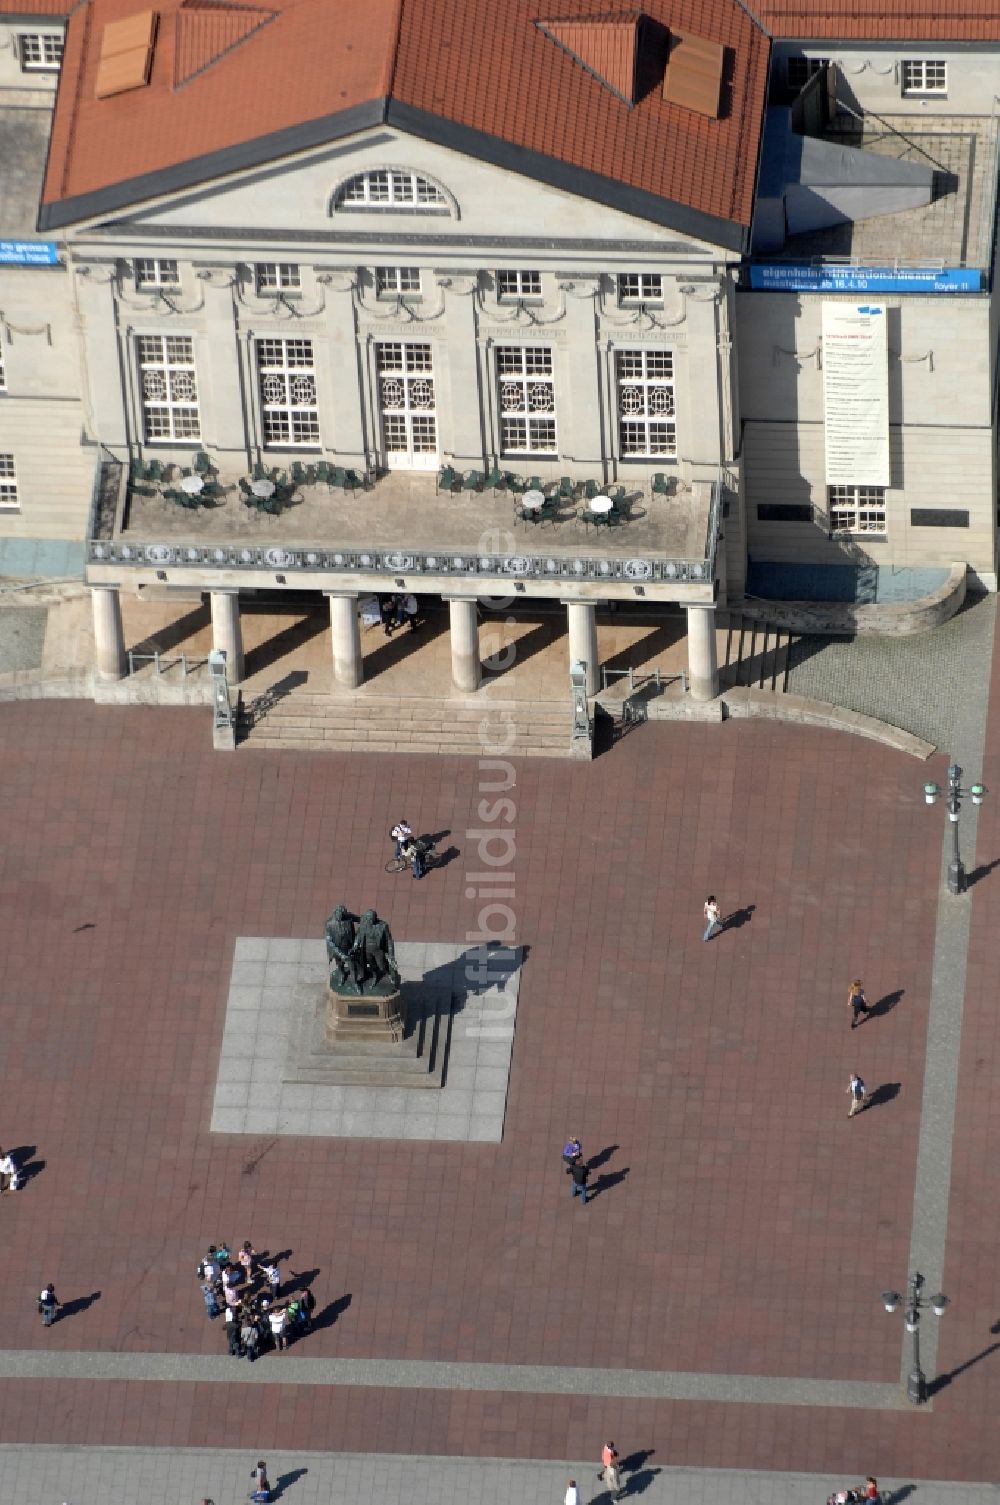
[[863, 1478, 880, 1503], [38, 1283, 58, 1326], [225, 1305, 242, 1357], [0, 1147, 19, 1192], [847, 1071, 867, 1118], [565, 1481, 581, 1505], [197, 1248, 221, 1319], [848, 979, 870, 1030], [703, 895, 723, 942], [562, 1137, 582, 1173], [262, 1260, 281, 1301], [600, 1440, 624, 1497], [249, 1458, 272, 1501], [391, 819, 413, 861], [268, 1302, 289, 1353], [569, 1158, 590, 1205]]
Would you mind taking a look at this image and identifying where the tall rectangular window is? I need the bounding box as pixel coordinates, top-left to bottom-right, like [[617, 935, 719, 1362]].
[[616, 349, 676, 457], [902, 60, 947, 94], [0, 455, 17, 509], [618, 273, 663, 305], [18, 32, 63, 70], [496, 270, 542, 300], [375, 267, 421, 296], [255, 263, 301, 295], [135, 258, 179, 290], [828, 485, 886, 534], [136, 335, 200, 441], [257, 338, 320, 446], [497, 346, 557, 453]]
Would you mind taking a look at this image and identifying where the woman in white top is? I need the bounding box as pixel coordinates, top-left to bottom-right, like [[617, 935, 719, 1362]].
[[268, 1304, 288, 1351]]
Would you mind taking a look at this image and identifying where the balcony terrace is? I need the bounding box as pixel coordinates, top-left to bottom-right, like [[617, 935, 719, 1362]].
[[90, 466, 720, 602]]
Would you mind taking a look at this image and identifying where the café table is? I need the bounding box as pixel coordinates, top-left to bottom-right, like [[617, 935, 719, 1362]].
[[250, 478, 276, 499], [180, 474, 204, 496]]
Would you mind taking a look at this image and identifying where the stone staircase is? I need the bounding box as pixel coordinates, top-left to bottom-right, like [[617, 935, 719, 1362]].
[[237, 686, 576, 758], [721, 611, 792, 693]]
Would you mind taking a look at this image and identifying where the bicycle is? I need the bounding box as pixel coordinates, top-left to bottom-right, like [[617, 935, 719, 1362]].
[[385, 837, 436, 875]]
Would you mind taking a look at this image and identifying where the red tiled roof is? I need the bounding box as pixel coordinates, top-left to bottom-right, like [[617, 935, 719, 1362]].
[[0, 0, 74, 14], [40, 0, 770, 244], [755, 0, 1000, 43]]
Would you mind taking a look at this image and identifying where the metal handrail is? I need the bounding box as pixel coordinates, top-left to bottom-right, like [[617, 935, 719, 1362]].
[[126, 651, 201, 676]]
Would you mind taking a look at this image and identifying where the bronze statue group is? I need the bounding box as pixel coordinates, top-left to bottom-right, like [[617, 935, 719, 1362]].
[[325, 904, 401, 995]]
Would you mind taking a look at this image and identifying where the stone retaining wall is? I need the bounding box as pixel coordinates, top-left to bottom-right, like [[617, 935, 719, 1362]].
[[734, 562, 967, 637]]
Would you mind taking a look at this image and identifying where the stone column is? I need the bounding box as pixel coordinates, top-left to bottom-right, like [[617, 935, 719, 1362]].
[[687, 604, 719, 701], [210, 589, 245, 684], [91, 584, 126, 680], [328, 592, 363, 688], [565, 600, 599, 696], [448, 598, 481, 692]]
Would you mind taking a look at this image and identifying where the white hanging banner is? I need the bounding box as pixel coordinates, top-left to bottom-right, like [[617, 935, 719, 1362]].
[[822, 302, 890, 486]]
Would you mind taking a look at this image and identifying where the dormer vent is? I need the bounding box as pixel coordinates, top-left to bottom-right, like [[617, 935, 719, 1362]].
[[662, 29, 723, 118], [94, 9, 158, 99], [535, 11, 642, 107]]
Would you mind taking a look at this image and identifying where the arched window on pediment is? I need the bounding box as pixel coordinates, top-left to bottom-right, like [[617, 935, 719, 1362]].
[[331, 168, 456, 216]]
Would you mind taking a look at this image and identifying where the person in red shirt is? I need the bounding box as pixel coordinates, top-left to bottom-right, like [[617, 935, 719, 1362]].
[[864, 1480, 879, 1503]]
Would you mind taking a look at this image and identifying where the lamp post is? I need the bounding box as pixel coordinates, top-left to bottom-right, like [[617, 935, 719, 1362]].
[[923, 764, 986, 895], [881, 1272, 948, 1403]]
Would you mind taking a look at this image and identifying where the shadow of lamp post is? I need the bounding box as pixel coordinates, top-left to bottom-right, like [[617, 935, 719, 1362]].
[[882, 1272, 949, 1403], [924, 764, 986, 895]]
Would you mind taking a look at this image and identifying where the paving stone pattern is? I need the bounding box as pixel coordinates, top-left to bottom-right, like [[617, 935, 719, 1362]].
[[0, 1444, 990, 1505], [211, 938, 521, 1141], [0, 696, 996, 1480], [785, 593, 996, 750], [0, 605, 47, 672]]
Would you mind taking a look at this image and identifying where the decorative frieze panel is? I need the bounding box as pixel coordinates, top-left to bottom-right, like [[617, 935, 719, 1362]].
[[88, 539, 712, 582]]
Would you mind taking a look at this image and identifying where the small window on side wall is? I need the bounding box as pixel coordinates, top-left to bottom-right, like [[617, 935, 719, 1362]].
[[902, 59, 947, 96], [0, 454, 18, 509], [255, 263, 301, 296], [135, 258, 179, 291]]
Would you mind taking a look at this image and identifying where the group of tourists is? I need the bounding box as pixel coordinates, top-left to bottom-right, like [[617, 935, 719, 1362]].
[[196, 1241, 316, 1361]]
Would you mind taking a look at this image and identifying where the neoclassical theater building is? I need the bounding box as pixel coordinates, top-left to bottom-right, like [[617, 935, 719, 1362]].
[[1, 0, 999, 699]]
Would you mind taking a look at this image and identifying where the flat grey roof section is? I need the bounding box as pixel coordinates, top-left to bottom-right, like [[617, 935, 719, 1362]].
[[0, 101, 55, 240], [775, 114, 996, 269], [210, 937, 521, 1142]]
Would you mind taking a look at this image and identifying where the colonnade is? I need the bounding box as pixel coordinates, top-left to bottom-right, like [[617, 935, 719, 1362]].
[[89, 586, 720, 701]]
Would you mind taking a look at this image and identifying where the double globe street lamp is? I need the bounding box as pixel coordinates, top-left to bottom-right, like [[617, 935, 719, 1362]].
[[882, 1272, 949, 1403], [924, 764, 987, 895]]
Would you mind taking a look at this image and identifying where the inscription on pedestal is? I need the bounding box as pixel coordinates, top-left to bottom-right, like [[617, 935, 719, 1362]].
[[347, 1001, 379, 1018]]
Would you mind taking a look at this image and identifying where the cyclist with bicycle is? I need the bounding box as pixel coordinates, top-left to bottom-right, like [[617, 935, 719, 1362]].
[[389, 819, 426, 880]]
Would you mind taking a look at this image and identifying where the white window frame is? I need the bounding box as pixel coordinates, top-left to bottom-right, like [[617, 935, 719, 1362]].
[[0, 454, 16, 509], [375, 267, 422, 297], [616, 349, 677, 458], [618, 273, 663, 306], [136, 335, 200, 442], [496, 270, 542, 302], [256, 338, 320, 448], [377, 342, 438, 467], [828, 485, 887, 535], [336, 170, 447, 209], [135, 258, 180, 291], [255, 262, 301, 296], [496, 346, 557, 455], [18, 32, 63, 71], [902, 59, 947, 96], [786, 56, 829, 91]]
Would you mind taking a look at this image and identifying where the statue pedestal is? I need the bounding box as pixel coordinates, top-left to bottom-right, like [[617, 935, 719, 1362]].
[[325, 985, 404, 1044]]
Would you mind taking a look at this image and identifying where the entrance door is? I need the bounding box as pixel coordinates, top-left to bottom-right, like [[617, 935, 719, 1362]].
[[376, 342, 438, 470]]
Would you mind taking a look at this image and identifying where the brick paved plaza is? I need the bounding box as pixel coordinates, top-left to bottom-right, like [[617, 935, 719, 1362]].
[[1, 621, 1000, 1493]]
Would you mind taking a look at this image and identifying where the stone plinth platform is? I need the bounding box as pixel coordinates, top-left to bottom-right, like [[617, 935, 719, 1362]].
[[288, 974, 450, 1089], [211, 938, 522, 1141]]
